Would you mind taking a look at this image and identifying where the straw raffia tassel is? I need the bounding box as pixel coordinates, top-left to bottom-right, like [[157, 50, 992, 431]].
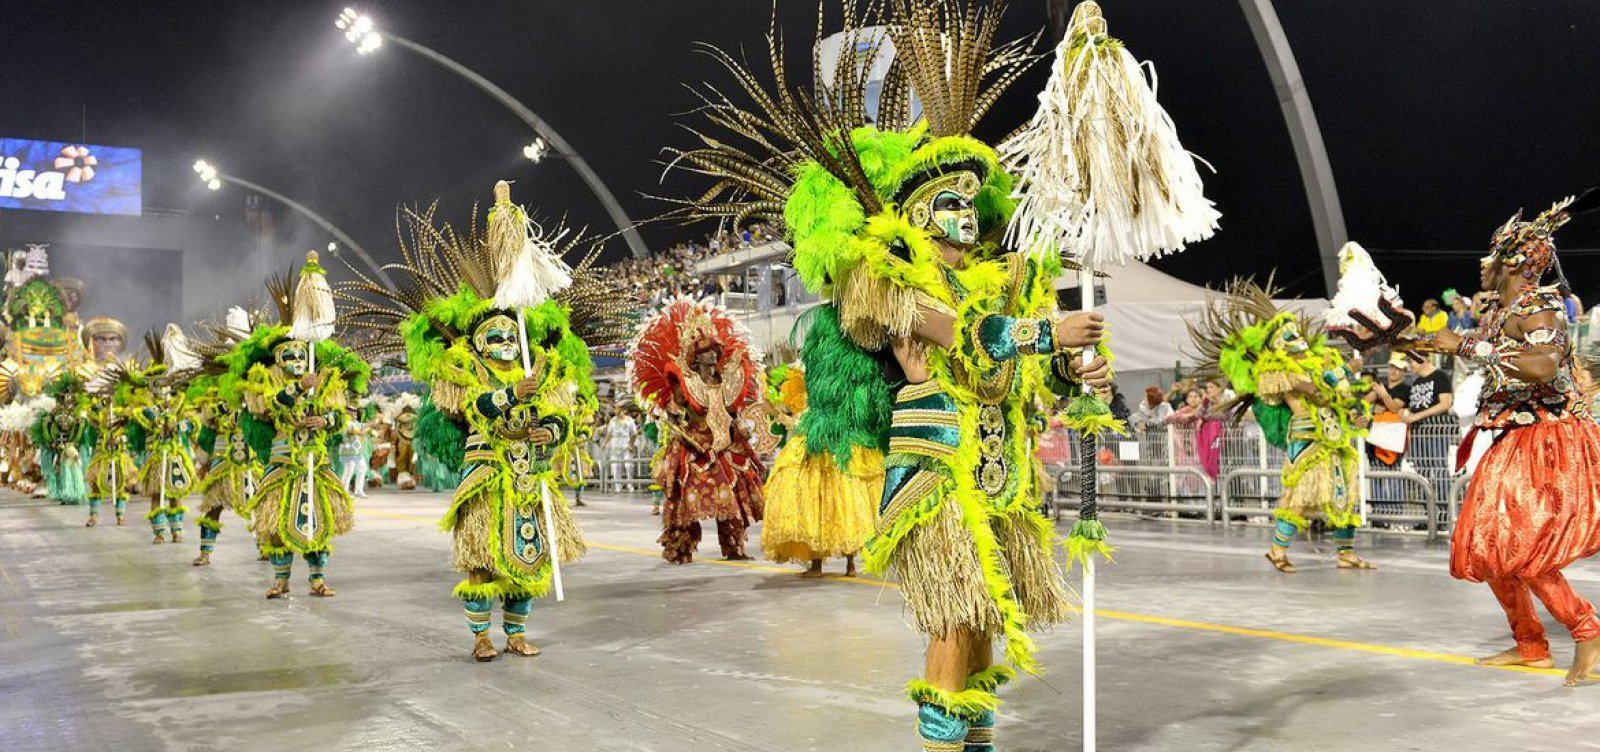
[[289, 250, 335, 343], [487, 180, 573, 310], [1001, 0, 1219, 267]]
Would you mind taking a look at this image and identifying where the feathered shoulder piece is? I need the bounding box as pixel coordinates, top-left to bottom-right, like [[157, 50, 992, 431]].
[[628, 296, 761, 415], [665, 0, 1038, 351]]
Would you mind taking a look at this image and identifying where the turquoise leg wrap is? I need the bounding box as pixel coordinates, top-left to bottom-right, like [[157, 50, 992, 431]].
[[1332, 525, 1357, 552], [303, 551, 329, 582], [918, 704, 969, 752], [502, 596, 533, 636], [1271, 518, 1299, 549], [964, 710, 995, 752], [199, 526, 219, 553], [167, 510, 184, 535], [114, 498, 127, 517], [88, 498, 101, 515], [269, 553, 293, 581], [463, 596, 493, 635], [149, 511, 168, 536]]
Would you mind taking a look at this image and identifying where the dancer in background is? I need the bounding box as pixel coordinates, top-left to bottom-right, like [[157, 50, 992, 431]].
[[1428, 196, 1600, 685], [761, 357, 874, 578], [190, 308, 269, 566], [84, 379, 135, 527], [230, 254, 369, 598], [334, 186, 630, 660], [1189, 280, 1375, 573], [630, 297, 768, 564], [130, 326, 202, 545]]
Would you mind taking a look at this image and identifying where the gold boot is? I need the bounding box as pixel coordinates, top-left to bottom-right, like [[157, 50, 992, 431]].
[[192, 550, 211, 567]]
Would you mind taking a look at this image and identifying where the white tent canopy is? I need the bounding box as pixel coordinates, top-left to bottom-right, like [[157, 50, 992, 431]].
[[1058, 262, 1326, 375]]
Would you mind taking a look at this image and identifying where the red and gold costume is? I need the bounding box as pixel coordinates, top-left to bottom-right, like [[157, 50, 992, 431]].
[[1449, 197, 1600, 665], [629, 297, 766, 564]]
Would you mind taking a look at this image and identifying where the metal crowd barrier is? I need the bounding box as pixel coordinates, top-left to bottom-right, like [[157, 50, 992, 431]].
[[1049, 465, 1215, 522], [1037, 420, 1466, 539]]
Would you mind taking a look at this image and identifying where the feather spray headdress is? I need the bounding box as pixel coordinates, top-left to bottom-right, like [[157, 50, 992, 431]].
[[334, 201, 636, 367]]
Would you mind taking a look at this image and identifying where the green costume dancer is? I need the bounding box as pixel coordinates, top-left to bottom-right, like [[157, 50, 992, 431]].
[[231, 254, 370, 598], [84, 387, 135, 526], [335, 189, 630, 661], [190, 381, 265, 566], [1189, 280, 1376, 573], [32, 375, 90, 509], [663, 3, 1114, 747], [128, 330, 200, 546]]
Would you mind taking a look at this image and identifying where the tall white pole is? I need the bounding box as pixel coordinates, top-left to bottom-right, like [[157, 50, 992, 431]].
[[516, 307, 564, 601], [1078, 266, 1097, 752], [304, 347, 318, 540]]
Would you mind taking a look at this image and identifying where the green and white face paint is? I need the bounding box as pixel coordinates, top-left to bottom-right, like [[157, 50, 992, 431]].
[[931, 190, 979, 246], [274, 340, 310, 377], [473, 314, 522, 363], [905, 169, 984, 248]]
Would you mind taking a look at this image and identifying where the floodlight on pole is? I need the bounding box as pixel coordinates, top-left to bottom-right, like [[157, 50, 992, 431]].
[[193, 158, 395, 288], [335, 8, 651, 259], [523, 137, 548, 163]]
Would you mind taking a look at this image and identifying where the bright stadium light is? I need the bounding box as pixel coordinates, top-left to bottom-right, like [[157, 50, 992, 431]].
[[337, 8, 383, 55], [523, 137, 548, 163], [335, 9, 650, 258], [207, 178, 222, 191]]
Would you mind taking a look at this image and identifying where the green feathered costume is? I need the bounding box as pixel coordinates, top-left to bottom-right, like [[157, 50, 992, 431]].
[[335, 194, 631, 652], [664, 2, 1103, 737], [85, 362, 143, 524], [1188, 280, 1372, 548], [217, 259, 371, 595], [33, 374, 91, 506]]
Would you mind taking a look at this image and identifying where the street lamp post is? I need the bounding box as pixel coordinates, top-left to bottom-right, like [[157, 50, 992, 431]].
[[337, 8, 652, 260], [194, 160, 396, 288]]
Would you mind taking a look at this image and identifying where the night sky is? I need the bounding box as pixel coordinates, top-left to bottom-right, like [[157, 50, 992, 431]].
[[3, 1, 1598, 302]]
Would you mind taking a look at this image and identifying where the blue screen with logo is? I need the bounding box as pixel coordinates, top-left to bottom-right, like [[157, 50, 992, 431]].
[[0, 138, 142, 216]]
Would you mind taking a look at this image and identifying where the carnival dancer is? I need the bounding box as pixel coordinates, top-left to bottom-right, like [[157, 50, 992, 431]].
[[189, 383, 264, 565], [630, 297, 768, 564], [1189, 280, 1375, 572], [130, 326, 202, 545], [760, 362, 871, 577], [232, 254, 368, 598], [1428, 196, 1600, 685], [334, 187, 630, 660], [84, 381, 135, 526], [33, 375, 90, 508], [662, 3, 1113, 746], [188, 307, 270, 565]]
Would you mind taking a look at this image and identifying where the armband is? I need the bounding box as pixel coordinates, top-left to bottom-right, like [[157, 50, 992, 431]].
[[973, 315, 1055, 362]]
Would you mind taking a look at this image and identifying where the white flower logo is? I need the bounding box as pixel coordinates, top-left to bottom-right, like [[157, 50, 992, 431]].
[[52, 145, 98, 183]]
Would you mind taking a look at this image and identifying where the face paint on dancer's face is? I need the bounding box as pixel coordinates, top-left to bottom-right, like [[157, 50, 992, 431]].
[[473, 315, 522, 363], [275, 341, 309, 377], [1274, 320, 1310, 355], [931, 191, 979, 246]]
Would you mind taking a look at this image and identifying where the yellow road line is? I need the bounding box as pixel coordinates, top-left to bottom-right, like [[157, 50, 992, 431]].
[[356, 507, 1565, 678]]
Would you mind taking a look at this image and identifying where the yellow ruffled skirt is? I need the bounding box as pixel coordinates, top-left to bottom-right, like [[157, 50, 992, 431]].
[[759, 441, 882, 564]]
